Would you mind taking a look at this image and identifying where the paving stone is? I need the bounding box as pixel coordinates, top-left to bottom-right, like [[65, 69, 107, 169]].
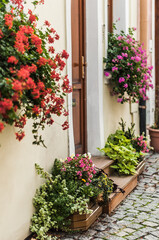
[[123, 227, 135, 233], [94, 223, 107, 231], [144, 235, 159, 240], [104, 236, 124, 240], [151, 230, 159, 237], [116, 230, 128, 237], [142, 221, 159, 227]]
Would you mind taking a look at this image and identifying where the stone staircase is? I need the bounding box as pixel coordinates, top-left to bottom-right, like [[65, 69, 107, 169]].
[[92, 155, 145, 215]]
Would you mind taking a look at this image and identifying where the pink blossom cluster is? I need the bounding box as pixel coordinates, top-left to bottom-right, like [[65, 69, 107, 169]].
[[133, 135, 149, 153], [61, 153, 96, 186], [105, 27, 153, 103]]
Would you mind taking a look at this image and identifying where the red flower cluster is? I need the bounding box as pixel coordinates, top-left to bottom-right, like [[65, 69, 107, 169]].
[[28, 10, 37, 23], [4, 14, 13, 29], [0, 0, 72, 145], [8, 56, 18, 65], [11, 0, 24, 9], [0, 122, 4, 132], [0, 29, 4, 39]]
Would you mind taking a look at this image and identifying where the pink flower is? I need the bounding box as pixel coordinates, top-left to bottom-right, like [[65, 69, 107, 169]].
[[135, 56, 141, 62], [112, 66, 118, 72], [127, 74, 130, 79], [117, 55, 123, 60], [104, 72, 110, 77], [124, 83, 128, 88], [117, 98, 123, 103], [119, 77, 125, 83], [117, 36, 122, 40]]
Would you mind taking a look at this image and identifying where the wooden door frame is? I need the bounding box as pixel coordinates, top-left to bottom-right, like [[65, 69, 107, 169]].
[[83, 0, 87, 153], [71, 0, 87, 154], [108, 0, 113, 32]]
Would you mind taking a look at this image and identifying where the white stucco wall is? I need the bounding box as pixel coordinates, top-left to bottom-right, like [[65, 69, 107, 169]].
[[103, 0, 140, 144], [0, 1, 68, 240]]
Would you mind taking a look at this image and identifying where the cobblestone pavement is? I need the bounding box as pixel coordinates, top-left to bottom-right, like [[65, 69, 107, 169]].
[[59, 153, 159, 240]]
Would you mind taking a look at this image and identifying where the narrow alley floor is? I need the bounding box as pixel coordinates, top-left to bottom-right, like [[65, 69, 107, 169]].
[[60, 154, 159, 240]]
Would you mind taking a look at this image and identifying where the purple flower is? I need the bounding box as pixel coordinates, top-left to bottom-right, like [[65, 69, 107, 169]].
[[119, 77, 125, 83]]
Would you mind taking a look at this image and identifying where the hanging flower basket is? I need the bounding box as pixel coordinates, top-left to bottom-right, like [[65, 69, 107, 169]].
[[104, 24, 153, 103], [0, 0, 72, 146]]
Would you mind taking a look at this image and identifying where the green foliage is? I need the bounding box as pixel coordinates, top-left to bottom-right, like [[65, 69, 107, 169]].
[[30, 155, 113, 240], [98, 130, 141, 175], [119, 118, 135, 139], [98, 119, 152, 175]]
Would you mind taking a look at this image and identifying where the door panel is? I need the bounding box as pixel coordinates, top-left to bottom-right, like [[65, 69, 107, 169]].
[[71, 0, 86, 154]]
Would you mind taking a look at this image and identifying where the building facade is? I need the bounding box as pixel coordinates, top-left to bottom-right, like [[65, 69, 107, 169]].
[[0, 0, 155, 239]]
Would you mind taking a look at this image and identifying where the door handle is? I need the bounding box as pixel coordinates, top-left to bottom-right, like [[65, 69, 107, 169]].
[[72, 98, 76, 107], [82, 56, 87, 79]]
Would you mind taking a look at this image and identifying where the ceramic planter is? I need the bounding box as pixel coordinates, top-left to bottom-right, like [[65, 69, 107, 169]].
[[148, 127, 159, 152]]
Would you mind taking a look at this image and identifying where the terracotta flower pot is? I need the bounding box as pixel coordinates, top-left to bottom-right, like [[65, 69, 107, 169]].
[[148, 127, 159, 152]]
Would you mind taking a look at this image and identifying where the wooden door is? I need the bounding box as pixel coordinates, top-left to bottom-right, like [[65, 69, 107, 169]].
[[108, 0, 113, 32], [71, 0, 87, 154]]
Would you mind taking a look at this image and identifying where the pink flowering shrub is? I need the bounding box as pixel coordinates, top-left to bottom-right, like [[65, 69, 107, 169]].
[[132, 135, 151, 153], [61, 153, 96, 186], [104, 24, 153, 103], [0, 0, 72, 146]]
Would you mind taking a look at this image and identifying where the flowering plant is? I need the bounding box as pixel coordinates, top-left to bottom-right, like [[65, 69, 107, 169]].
[[132, 135, 151, 154], [104, 24, 153, 103], [60, 153, 96, 186], [31, 153, 113, 239], [0, 0, 72, 146], [119, 118, 151, 154]]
